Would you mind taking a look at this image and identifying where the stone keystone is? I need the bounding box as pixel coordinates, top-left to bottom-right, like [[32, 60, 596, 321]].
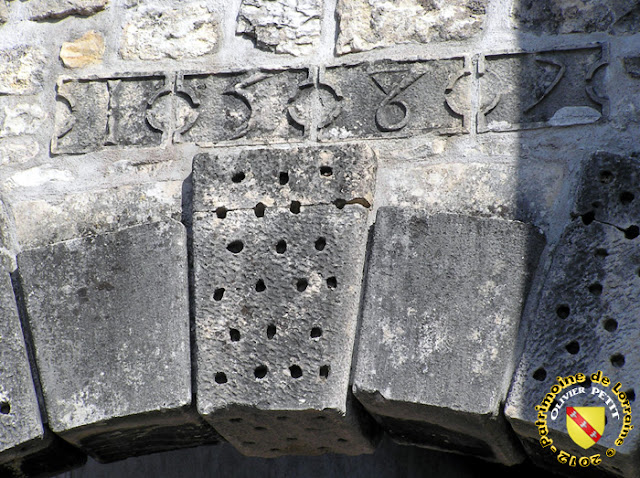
[[193, 145, 380, 456]]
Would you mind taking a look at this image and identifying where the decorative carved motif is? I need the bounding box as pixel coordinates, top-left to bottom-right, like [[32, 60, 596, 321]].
[[478, 44, 609, 132]]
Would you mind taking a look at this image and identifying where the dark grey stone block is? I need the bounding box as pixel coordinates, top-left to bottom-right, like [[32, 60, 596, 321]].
[[506, 153, 640, 477], [513, 0, 640, 35], [17, 221, 219, 463], [318, 59, 470, 141], [353, 208, 545, 465], [179, 69, 309, 145], [478, 45, 608, 132], [193, 205, 378, 457], [192, 144, 376, 212]]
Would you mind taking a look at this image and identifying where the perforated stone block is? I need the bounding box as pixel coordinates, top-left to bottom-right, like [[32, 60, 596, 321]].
[[17, 221, 219, 463], [193, 204, 378, 457], [352, 208, 545, 465], [506, 152, 640, 478], [192, 144, 376, 212]]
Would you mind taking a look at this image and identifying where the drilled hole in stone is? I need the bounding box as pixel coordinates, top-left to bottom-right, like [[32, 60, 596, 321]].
[[232, 172, 246, 183], [625, 225, 639, 239], [333, 199, 346, 209], [229, 418, 242, 423], [565, 341, 580, 354], [581, 211, 595, 225], [289, 365, 302, 378], [556, 305, 570, 319], [296, 279, 308, 292], [214, 288, 225, 301], [627, 389, 636, 401], [255, 279, 266, 292], [320, 166, 333, 177], [337, 438, 348, 443], [621, 191, 635, 205], [314, 416, 327, 421], [279, 172, 289, 185], [0, 402, 10, 415], [317, 447, 329, 451], [276, 240, 287, 254], [533, 368, 547, 381], [276, 416, 288, 421], [242, 441, 256, 446], [595, 248, 609, 257], [254, 426, 267, 431], [290, 201, 301, 214], [611, 354, 625, 368], [216, 207, 228, 219], [286, 437, 297, 442], [326, 277, 337, 289], [227, 240, 244, 254], [599, 170, 613, 184], [310, 327, 322, 338], [604, 318, 618, 332], [215, 372, 228, 384], [315, 237, 326, 251], [588, 283, 603, 295], [319, 365, 330, 379], [267, 324, 276, 339], [254, 365, 268, 379], [270, 448, 281, 452], [254, 202, 266, 218], [229, 329, 240, 342]]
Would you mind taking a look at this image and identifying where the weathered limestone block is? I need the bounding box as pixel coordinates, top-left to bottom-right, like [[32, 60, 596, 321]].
[[193, 145, 376, 212], [0, 46, 46, 96], [52, 76, 165, 154], [193, 146, 379, 457], [0, 138, 39, 167], [120, 3, 218, 60], [28, 0, 108, 21], [0, 1, 8, 24], [478, 45, 608, 132], [0, 197, 86, 477], [12, 182, 184, 249], [336, 0, 486, 55], [17, 221, 219, 463], [0, 271, 88, 478], [513, 0, 640, 35], [318, 59, 470, 141], [0, 102, 47, 138], [236, 0, 323, 56], [179, 69, 309, 145], [353, 208, 545, 465], [60, 31, 105, 69], [506, 152, 640, 478]]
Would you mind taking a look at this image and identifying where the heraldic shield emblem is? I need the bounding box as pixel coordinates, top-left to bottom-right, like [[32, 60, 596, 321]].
[[566, 406, 605, 449]]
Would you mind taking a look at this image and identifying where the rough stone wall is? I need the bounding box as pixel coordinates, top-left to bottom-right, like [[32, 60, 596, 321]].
[[0, 0, 638, 476]]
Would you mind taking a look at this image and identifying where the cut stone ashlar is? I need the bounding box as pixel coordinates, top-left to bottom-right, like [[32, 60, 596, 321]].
[[192, 144, 376, 213], [16, 220, 219, 463], [506, 153, 640, 478], [352, 208, 545, 465], [0, 269, 87, 478], [193, 205, 379, 457]]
